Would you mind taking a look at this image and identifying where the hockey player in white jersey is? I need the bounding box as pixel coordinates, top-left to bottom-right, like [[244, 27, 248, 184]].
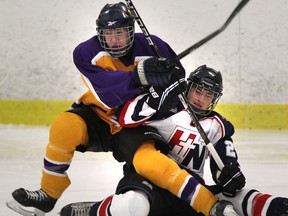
[[60, 65, 288, 216]]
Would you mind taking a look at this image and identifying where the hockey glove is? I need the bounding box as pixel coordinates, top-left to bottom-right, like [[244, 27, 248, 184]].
[[212, 163, 246, 197], [132, 57, 176, 87], [146, 70, 187, 112]]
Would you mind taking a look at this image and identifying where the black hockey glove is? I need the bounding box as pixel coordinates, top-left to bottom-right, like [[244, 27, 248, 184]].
[[132, 57, 176, 87], [212, 163, 246, 197], [146, 70, 187, 112]]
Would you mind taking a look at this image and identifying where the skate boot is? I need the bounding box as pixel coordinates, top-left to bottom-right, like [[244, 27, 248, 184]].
[[209, 200, 239, 216], [11, 188, 57, 213], [60, 202, 96, 216]]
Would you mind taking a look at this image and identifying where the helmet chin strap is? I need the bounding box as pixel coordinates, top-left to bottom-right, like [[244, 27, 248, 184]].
[[189, 104, 208, 118]]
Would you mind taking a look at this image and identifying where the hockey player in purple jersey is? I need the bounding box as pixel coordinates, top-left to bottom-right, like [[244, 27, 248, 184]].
[[61, 65, 288, 216], [7, 2, 189, 215]]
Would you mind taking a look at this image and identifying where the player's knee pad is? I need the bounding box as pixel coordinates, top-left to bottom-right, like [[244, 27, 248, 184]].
[[46, 112, 88, 164], [49, 112, 88, 152], [116, 172, 154, 203], [110, 190, 150, 216]]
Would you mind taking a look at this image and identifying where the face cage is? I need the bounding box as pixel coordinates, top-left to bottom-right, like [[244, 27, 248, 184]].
[[187, 83, 222, 116], [97, 26, 134, 58]]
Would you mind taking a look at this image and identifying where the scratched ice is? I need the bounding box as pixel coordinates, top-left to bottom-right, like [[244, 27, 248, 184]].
[[1, 125, 288, 215]]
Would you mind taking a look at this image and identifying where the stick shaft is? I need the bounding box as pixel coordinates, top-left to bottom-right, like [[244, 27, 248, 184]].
[[126, 0, 162, 57], [125, 0, 226, 169], [167, 0, 249, 66], [178, 94, 224, 169]]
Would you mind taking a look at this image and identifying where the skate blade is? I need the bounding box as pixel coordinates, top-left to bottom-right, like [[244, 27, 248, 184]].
[[6, 199, 45, 216]]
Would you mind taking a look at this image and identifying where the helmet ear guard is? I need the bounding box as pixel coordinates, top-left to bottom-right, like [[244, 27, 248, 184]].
[[186, 65, 223, 116], [96, 2, 135, 58]]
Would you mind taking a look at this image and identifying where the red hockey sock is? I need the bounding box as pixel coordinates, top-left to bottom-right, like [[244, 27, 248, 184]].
[[252, 193, 272, 216], [93, 196, 113, 216]]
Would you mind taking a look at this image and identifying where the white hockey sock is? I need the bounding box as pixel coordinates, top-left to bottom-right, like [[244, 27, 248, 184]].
[[216, 188, 253, 215], [109, 190, 150, 216], [216, 188, 275, 216]]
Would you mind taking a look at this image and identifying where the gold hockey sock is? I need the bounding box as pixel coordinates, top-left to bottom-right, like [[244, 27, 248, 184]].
[[133, 141, 217, 216], [42, 112, 88, 199]]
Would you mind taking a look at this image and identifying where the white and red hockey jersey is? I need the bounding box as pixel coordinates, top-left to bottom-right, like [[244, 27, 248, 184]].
[[118, 95, 288, 216], [118, 93, 239, 180]]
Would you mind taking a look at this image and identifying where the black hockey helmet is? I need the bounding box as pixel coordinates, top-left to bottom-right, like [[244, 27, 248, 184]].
[[186, 65, 223, 116], [96, 2, 135, 57]]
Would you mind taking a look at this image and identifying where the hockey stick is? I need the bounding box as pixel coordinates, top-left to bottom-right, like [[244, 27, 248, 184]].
[[167, 0, 249, 66], [126, 0, 162, 57], [125, 0, 250, 170], [177, 93, 224, 169]]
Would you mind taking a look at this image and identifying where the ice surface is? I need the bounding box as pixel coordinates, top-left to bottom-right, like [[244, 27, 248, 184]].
[[1, 125, 288, 215]]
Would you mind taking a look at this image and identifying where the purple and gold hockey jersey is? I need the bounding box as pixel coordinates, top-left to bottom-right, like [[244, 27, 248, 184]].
[[72, 33, 184, 134], [41, 33, 185, 200]]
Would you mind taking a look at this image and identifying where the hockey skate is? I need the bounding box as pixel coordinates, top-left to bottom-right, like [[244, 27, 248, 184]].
[[6, 188, 57, 216], [209, 200, 239, 216], [60, 202, 96, 216]]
